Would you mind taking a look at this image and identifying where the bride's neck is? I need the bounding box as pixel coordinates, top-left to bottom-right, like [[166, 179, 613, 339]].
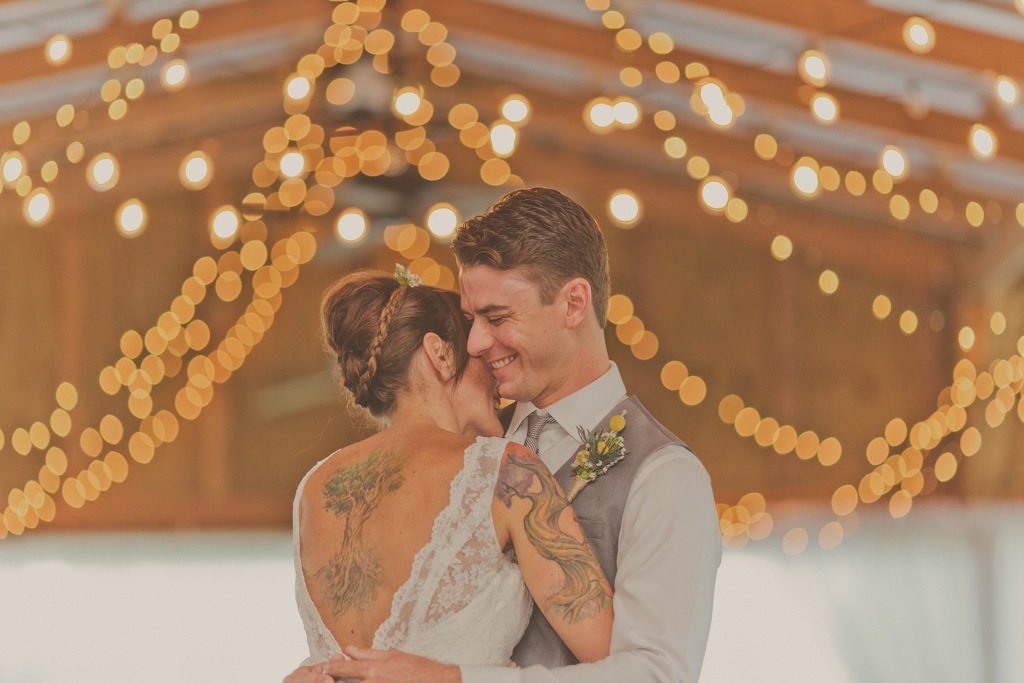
[[387, 387, 459, 435]]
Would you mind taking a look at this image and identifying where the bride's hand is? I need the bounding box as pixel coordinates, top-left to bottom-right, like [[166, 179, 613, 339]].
[[322, 647, 460, 682], [282, 660, 335, 683]]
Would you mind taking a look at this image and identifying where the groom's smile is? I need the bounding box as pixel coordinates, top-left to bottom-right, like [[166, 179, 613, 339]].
[[490, 353, 519, 371]]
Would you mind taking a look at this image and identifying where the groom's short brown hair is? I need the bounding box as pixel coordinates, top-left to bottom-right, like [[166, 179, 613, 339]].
[[452, 187, 611, 328]]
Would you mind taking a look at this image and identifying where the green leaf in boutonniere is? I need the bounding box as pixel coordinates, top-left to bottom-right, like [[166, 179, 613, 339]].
[[566, 411, 627, 502]]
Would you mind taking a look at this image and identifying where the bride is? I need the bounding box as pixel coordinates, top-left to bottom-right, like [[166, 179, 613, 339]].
[[286, 267, 613, 680]]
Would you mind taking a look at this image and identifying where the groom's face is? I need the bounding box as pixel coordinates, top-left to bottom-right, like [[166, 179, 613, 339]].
[[459, 264, 571, 407]]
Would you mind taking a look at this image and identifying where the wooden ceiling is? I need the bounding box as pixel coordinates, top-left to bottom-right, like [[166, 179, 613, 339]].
[[2, 0, 1023, 537]]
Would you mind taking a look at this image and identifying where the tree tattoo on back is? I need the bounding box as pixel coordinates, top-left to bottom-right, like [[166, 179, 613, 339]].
[[316, 449, 408, 619], [496, 446, 611, 623]]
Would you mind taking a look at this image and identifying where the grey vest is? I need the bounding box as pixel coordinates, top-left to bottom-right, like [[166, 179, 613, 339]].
[[509, 396, 685, 668]]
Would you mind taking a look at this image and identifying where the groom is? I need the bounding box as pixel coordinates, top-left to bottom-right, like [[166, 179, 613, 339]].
[[315, 187, 721, 682]]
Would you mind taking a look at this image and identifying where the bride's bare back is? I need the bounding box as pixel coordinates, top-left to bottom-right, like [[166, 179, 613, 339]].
[[298, 425, 469, 648]]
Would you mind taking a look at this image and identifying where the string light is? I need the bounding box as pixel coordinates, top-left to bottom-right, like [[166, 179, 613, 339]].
[[87, 153, 120, 191], [116, 199, 147, 237], [425, 203, 458, 239], [180, 151, 213, 190], [23, 189, 54, 227], [994, 75, 1021, 106], [810, 91, 839, 124], [45, 35, 72, 66], [393, 87, 423, 116], [969, 124, 997, 158], [791, 157, 820, 197], [160, 59, 189, 90], [500, 95, 531, 124], [6, 0, 1022, 549], [2, 151, 26, 185], [607, 190, 642, 227], [489, 123, 517, 157], [335, 208, 368, 243], [285, 75, 312, 101], [210, 206, 241, 241], [903, 17, 936, 54], [699, 176, 730, 212], [880, 145, 909, 180], [798, 49, 830, 87]]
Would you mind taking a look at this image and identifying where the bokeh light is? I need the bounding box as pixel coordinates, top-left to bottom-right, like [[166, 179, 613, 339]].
[[45, 35, 72, 66], [426, 203, 459, 239], [335, 208, 368, 243], [798, 49, 830, 87], [608, 189, 642, 227], [116, 199, 147, 237]]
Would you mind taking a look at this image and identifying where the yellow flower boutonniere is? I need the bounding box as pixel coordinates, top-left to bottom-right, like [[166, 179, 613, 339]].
[[566, 411, 627, 502]]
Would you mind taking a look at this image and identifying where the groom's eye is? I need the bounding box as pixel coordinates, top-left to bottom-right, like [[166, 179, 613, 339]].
[[488, 315, 508, 325]]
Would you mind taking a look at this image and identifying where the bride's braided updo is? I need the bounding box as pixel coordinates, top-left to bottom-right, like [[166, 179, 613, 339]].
[[320, 269, 472, 420]]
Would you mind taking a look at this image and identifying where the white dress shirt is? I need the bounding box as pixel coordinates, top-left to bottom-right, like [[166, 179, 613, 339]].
[[461, 363, 722, 683]]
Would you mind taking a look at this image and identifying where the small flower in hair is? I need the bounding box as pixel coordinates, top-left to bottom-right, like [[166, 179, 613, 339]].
[[393, 263, 422, 288]]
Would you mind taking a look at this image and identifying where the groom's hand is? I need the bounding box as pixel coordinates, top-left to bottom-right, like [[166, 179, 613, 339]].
[[324, 646, 461, 682]]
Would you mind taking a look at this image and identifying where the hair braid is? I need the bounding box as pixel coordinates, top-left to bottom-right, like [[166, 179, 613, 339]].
[[354, 285, 407, 406]]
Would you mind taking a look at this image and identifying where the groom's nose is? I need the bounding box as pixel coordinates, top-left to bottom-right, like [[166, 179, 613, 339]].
[[467, 320, 492, 358]]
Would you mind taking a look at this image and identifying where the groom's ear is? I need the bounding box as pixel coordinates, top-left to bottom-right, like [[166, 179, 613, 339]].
[[561, 278, 592, 329], [422, 332, 455, 381]]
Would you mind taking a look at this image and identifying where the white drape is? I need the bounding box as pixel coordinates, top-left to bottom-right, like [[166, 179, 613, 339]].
[[702, 502, 1024, 683]]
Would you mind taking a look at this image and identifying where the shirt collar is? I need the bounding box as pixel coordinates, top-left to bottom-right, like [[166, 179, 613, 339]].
[[507, 362, 627, 443]]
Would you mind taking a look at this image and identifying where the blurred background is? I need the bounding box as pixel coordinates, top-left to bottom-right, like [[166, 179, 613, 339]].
[[1, 0, 1023, 680]]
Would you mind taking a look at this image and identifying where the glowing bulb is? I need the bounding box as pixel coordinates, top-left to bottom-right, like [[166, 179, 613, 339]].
[[87, 153, 119, 191], [959, 326, 976, 351], [587, 101, 615, 129], [45, 35, 72, 66], [335, 208, 367, 243], [995, 76, 1020, 106], [2, 152, 26, 184], [608, 190, 641, 226], [798, 50, 830, 87], [161, 59, 189, 90], [501, 96, 530, 124], [707, 101, 734, 127], [700, 177, 730, 211], [117, 199, 147, 237], [699, 81, 725, 108], [279, 151, 306, 178], [881, 145, 908, 179], [211, 206, 240, 240], [903, 17, 935, 54], [180, 151, 212, 189], [285, 75, 311, 100], [970, 124, 996, 158], [426, 204, 459, 238], [394, 88, 422, 116], [810, 92, 839, 123], [792, 159, 820, 197], [489, 123, 517, 157], [613, 99, 640, 126], [24, 188, 53, 226]]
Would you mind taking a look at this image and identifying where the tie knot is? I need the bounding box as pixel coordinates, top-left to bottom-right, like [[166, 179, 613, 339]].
[[524, 411, 554, 454]]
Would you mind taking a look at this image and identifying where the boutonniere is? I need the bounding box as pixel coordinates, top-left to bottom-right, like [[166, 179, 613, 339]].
[[566, 411, 628, 502]]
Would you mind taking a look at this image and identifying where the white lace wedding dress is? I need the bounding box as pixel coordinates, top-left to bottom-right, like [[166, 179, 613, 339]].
[[293, 436, 533, 666]]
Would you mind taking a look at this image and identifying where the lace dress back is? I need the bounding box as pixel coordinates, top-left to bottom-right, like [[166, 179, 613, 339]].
[[293, 436, 532, 666]]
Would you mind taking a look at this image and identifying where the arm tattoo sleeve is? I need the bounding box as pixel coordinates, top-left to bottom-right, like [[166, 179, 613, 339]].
[[496, 447, 611, 623], [315, 449, 408, 619]]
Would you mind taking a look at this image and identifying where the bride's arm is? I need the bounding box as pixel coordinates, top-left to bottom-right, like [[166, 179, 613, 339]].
[[491, 442, 613, 663]]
